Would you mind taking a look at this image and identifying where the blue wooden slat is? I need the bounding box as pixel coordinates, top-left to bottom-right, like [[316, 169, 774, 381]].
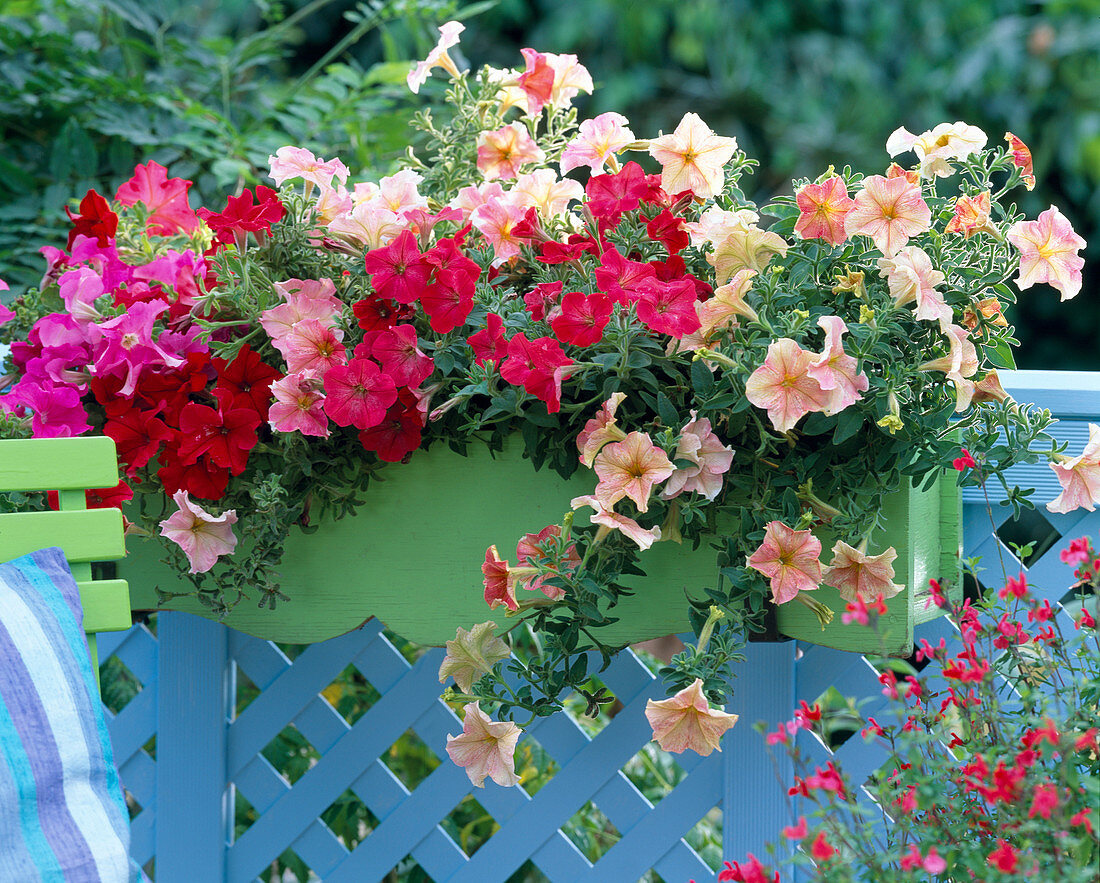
[[596, 752, 721, 882], [723, 642, 796, 869], [228, 630, 378, 776], [231, 632, 293, 689], [110, 624, 159, 686], [108, 682, 157, 764], [156, 614, 230, 882], [129, 809, 155, 867], [228, 655, 445, 880], [446, 684, 668, 883], [118, 748, 156, 809]]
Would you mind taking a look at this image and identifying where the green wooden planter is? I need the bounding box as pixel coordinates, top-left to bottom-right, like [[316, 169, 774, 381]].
[[123, 437, 961, 654]]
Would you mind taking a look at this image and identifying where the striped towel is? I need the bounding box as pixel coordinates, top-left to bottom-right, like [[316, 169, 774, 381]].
[[0, 548, 131, 882]]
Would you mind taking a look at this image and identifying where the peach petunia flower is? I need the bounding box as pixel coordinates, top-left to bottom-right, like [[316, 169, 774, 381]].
[[593, 431, 675, 513], [822, 541, 902, 603], [708, 224, 789, 284], [970, 370, 1012, 405], [1006, 206, 1086, 302], [470, 196, 529, 263], [684, 206, 760, 249], [576, 393, 629, 467], [697, 269, 759, 339], [807, 316, 869, 416], [877, 245, 951, 328], [746, 521, 823, 604], [268, 146, 349, 190], [439, 622, 511, 693], [560, 112, 636, 175], [445, 702, 522, 788], [945, 191, 998, 239], [1046, 423, 1100, 514], [846, 175, 931, 256], [159, 491, 238, 574], [476, 122, 546, 182], [660, 413, 734, 501], [648, 112, 738, 199], [886, 122, 987, 178], [511, 169, 584, 218], [920, 323, 979, 412], [745, 338, 829, 433], [794, 177, 855, 246], [962, 298, 1008, 333], [407, 21, 465, 94], [570, 495, 662, 550], [645, 678, 738, 756], [1004, 133, 1036, 190]]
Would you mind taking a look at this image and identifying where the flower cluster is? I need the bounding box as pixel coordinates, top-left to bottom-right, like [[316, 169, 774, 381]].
[[733, 544, 1098, 881], [0, 22, 1090, 783]]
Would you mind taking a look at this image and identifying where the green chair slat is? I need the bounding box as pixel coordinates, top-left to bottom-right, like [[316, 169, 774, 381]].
[[0, 437, 119, 492], [78, 580, 133, 633], [0, 509, 126, 563]]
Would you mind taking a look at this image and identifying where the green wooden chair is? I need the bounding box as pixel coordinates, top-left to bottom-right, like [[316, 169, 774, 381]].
[[0, 436, 131, 690]]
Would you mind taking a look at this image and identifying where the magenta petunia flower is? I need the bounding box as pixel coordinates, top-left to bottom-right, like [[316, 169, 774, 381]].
[[322, 358, 398, 430]]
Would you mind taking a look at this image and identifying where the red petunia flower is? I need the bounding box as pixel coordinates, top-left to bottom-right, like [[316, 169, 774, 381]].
[[176, 391, 262, 475], [467, 313, 508, 367], [102, 400, 174, 475], [357, 388, 424, 462], [322, 357, 398, 430], [645, 209, 689, 254], [362, 229, 432, 305], [198, 185, 286, 249], [523, 281, 563, 321], [116, 161, 200, 236], [65, 189, 118, 249], [636, 277, 701, 338], [499, 333, 574, 413], [371, 324, 434, 388], [213, 344, 282, 418], [594, 245, 656, 305], [585, 161, 650, 225], [551, 291, 612, 347], [420, 267, 475, 334]]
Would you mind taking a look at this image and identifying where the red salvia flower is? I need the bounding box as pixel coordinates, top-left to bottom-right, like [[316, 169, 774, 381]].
[[65, 189, 118, 249]]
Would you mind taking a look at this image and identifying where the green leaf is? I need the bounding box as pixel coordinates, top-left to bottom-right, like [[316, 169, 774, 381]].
[[656, 390, 679, 428], [985, 338, 1017, 370], [833, 407, 863, 445], [691, 358, 716, 396]]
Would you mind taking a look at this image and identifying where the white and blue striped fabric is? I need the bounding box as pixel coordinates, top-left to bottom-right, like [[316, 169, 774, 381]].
[[0, 547, 131, 882]]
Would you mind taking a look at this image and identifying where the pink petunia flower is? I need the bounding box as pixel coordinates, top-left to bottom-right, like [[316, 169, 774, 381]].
[[268, 146, 349, 190], [946, 191, 998, 239], [822, 541, 902, 602], [644, 678, 738, 755], [470, 196, 529, 263], [407, 21, 465, 94], [159, 490, 238, 573], [445, 702, 521, 788], [1046, 423, 1100, 514], [570, 495, 662, 550], [476, 123, 546, 182], [6, 378, 91, 438], [747, 521, 823, 604], [794, 176, 854, 246], [648, 112, 738, 199], [807, 316, 869, 415], [845, 174, 931, 256], [510, 169, 584, 218], [660, 413, 734, 501], [1006, 205, 1086, 301], [322, 358, 398, 430], [745, 338, 829, 433], [593, 431, 675, 513], [268, 373, 329, 437], [560, 112, 637, 176], [576, 392, 628, 467], [878, 245, 951, 328], [371, 324, 434, 388], [280, 319, 348, 377], [920, 323, 979, 412]]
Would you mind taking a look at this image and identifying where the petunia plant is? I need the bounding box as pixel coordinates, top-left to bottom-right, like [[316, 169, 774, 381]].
[[0, 21, 1092, 786]]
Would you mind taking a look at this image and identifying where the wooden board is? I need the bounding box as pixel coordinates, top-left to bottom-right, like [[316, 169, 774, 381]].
[[123, 438, 957, 651], [0, 436, 119, 491]]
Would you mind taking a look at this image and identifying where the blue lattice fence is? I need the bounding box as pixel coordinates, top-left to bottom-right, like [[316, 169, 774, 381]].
[[99, 370, 1099, 882]]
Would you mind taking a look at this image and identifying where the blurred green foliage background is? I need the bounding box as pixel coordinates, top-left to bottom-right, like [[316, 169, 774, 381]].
[[1, 0, 1097, 370]]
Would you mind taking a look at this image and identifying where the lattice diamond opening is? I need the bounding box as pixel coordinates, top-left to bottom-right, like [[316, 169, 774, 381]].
[[441, 795, 495, 858], [262, 723, 321, 786], [515, 732, 559, 797], [684, 808, 724, 874], [995, 507, 1063, 563], [383, 727, 441, 791], [562, 799, 622, 863], [320, 787, 380, 852], [323, 663, 381, 727], [810, 685, 863, 750], [620, 742, 687, 805]]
